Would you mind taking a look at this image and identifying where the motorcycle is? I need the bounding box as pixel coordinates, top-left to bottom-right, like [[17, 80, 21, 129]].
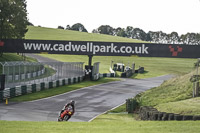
[[58, 105, 74, 121]]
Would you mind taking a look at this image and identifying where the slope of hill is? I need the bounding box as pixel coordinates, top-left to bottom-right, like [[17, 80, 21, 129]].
[[25, 26, 146, 43], [136, 68, 200, 115], [139, 71, 194, 106]]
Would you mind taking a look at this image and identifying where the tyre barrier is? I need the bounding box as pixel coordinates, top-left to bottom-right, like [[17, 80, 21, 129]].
[[0, 76, 84, 101], [126, 98, 139, 113], [100, 73, 115, 78], [121, 69, 133, 78], [139, 106, 200, 121], [92, 72, 115, 81]]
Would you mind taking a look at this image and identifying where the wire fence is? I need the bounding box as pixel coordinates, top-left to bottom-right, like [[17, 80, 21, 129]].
[[0, 61, 85, 88]]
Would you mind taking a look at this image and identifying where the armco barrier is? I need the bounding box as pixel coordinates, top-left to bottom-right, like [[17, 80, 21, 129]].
[[0, 76, 84, 101], [138, 106, 200, 121]]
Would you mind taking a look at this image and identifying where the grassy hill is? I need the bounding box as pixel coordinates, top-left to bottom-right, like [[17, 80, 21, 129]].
[[25, 26, 146, 43], [139, 70, 195, 106], [135, 68, 200, 115]]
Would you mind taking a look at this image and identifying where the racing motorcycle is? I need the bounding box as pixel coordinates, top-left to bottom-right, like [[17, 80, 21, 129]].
[[58, 105, 74, 121]]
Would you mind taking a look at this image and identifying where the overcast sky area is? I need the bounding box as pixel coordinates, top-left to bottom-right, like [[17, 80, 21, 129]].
[[26, 0, 200, 35]]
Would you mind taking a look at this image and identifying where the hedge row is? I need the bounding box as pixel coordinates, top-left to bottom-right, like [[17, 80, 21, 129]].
[[139, 106, 200, 121]]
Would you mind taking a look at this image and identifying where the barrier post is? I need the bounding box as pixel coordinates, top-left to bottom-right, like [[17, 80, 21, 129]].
[[6, 98, 8, 105]]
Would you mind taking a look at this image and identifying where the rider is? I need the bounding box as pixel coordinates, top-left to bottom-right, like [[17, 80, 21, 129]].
[[60, 100, 75, 115]]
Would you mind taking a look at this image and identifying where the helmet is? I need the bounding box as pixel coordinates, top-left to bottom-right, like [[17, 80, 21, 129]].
[[70, 100, 75, 105]]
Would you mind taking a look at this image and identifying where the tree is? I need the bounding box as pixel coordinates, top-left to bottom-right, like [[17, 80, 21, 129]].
[[97, 25, 114, 35], [0, 0, 28, 39], [57, 26, 64, 29], [146, 32, 152, 42], [180, 33, 200, 45], [66, 25, 71, 30], [125, 26, 134, 38], [70, 23, 88, 32], [114, 27, 127, 37], [92, 29, 98, 33], [157, 31, 168, 44], [168, 32, 179, 44], [27, 21, 34, 26], [132, 28, 147, 41], [147, 31, 159, 43]]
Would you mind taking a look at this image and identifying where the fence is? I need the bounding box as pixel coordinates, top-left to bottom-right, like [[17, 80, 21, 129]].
[[0, 61, 85, 88]]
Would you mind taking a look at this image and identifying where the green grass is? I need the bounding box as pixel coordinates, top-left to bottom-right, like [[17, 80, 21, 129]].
[[0, 53, 36, 62], [9, 78, 120, 102], [40, 54, 196, 78], [1, 120, 200, 133], [138, 70, 196, 107], [108, 104, 127, 113], [93, 113, 136, 122], [155, 97, 200, 115], [25, 26, 146, 43]]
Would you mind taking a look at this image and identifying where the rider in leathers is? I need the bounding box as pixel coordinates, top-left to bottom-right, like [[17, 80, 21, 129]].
[[60, 100, 75, 120]]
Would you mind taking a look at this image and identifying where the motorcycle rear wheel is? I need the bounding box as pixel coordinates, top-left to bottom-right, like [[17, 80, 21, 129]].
[[58, 116, 62, 122], [63, 115, 70, 121]]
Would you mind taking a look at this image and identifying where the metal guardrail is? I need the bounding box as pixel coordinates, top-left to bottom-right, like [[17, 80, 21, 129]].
[[0, 61, 85, 88]]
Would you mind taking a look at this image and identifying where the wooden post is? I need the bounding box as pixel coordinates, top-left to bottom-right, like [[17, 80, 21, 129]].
[[132, 62, 135, 74], [193, 82, 196, 97], [193, 82, 199, 97], [196, 82, 199, 97]]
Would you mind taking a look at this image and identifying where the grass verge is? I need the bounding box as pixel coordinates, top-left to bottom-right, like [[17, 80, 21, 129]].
[[9, 78, 120, 102], [155, 97, 200, 115], [0, 120, 200, 133]]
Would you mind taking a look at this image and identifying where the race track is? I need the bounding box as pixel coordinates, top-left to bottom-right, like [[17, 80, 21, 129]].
[[0, 75, 172, 122]]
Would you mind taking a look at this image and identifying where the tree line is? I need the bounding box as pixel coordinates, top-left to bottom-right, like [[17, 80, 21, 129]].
[[93, 25, 200, 45], [59, 24, 200, 45]]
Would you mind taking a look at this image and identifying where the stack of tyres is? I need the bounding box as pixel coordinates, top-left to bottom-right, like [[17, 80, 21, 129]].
[[126, 99, 138, 113], [138, 106, 200, 121]]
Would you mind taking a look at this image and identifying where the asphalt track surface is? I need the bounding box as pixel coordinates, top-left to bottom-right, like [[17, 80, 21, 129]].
[[0, 75, 172, 122]]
